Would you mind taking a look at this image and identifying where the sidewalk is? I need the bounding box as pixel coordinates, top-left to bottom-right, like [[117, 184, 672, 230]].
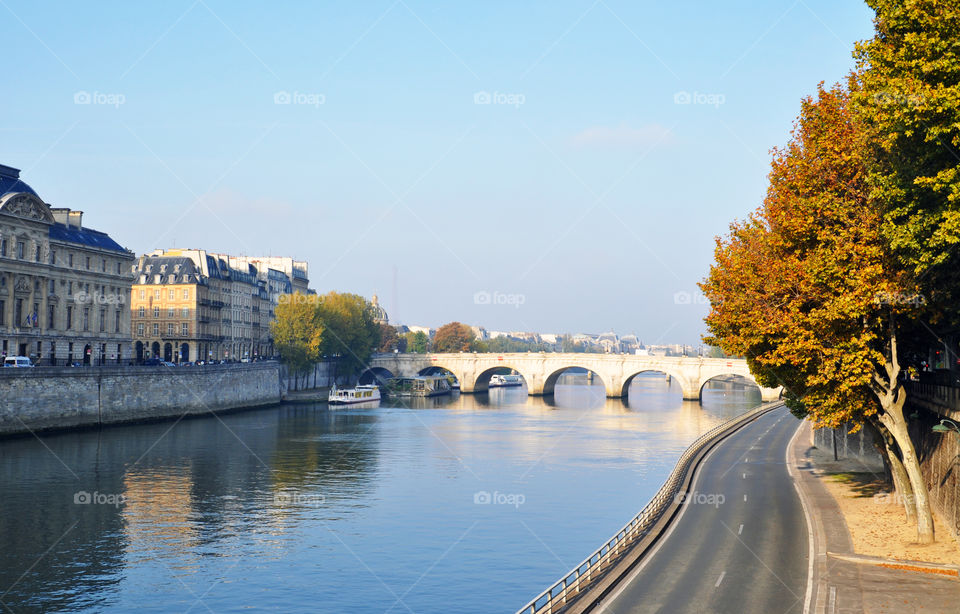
[[789, 421, 960, 614]]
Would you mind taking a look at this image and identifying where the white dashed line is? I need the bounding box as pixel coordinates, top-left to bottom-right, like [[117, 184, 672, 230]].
[[743, 494, 748, 502], [738, 524, 743, 535], [742, 473, 746, 479], [715, 571, 726, 587]]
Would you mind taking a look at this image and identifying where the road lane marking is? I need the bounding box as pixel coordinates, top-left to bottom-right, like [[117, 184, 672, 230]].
[[785, 421, 815, 614], [738, 524, 743, 535], [744, 495, 748, 502], [742, 473, 746, 479], [715, 571, 726, 587]]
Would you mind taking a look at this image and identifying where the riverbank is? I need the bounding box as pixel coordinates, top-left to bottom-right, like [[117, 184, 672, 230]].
[[0, 363, 282, 436]]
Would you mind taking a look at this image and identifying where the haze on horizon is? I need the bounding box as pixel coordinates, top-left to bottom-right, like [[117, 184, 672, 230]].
[[2, 0, 874, 345]]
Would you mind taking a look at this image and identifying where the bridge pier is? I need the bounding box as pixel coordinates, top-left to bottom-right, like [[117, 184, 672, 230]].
[[760, 387, 782, 403]]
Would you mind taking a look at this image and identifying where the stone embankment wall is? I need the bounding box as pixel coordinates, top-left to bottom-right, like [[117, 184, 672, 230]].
[[0, 363, 282, 436], [811, 422, 885, 468], [281, 361, 336, 394]]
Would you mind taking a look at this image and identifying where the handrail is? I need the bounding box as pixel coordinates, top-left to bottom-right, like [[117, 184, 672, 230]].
[[515, 400, 784, 614]]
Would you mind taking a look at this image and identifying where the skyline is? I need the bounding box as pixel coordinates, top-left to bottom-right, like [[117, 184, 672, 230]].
[[3, 0, 875, 344]]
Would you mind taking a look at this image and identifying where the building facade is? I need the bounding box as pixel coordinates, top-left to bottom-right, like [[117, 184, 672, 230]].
[[131, 249, 308, 363], [0, 164, 135, 365]]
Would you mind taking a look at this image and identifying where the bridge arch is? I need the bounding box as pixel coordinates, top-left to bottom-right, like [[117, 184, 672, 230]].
[[541, 366, 605, 396], [620, 369, 692, 400], [698, 373, 775, 402], [359, 366, 395, 386], [473, 366, 528, 393]]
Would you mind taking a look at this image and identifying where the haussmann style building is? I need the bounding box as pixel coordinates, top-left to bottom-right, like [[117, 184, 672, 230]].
[[0, 164, 136, 365], [130, 249, 310, 363]]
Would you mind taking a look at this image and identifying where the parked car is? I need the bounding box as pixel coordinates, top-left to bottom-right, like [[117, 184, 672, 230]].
[[3, 356, 34, 368], [141, 358, 162, 366], [160, 361, 177, 367]]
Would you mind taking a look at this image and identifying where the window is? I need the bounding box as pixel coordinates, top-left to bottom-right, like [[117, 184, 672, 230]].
[[138, 306, 145, 317], [16, 241, 24, 259], [82, 307, 89, 331], [183, 289, 190, 299], [0, 238, 6, 256], [48, 279, 55, 294], [139, 289, 145, 300], [0, 300, 4, 325], [167, 308, 174, 318], [68, 253, 74, 267], [153, 306, 160, 318], [14, 299, 23, 327], [68, 281, 73, 295], [116, 262, 121, 275], [154, 290, 161, 300], [137, 323, 144, 336], [99, 309, 106, 332], [66, 306, 73, 329], [167, 323, 174, 335], [101, 259, 106, 272], [181, 323, 188, 336], [85, 256, 90, 270], [35, 245, 41, 262], [50, 249, 56, 265], [115, 310, 120, 333], [182, 308, 189, 318], [168, 289, 175, 300], [47, 304, 55, 329]]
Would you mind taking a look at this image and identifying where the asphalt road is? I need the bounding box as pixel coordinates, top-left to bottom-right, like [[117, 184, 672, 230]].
[[596, 406, 809, 614]]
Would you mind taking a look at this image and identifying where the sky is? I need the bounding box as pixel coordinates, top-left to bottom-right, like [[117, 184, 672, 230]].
[[2, 0, 876, 345]]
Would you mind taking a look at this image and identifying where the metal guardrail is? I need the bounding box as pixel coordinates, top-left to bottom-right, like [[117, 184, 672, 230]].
[[515, 400, 783, 614]]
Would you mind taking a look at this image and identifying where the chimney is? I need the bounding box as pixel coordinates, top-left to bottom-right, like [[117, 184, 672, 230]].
[[50, 207, 70, 225], [68, 210, 83, 229]]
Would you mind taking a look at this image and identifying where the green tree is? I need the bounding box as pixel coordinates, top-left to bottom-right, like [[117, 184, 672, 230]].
[[315, 292, 381, 377], [432, 322, 476, 352], [271, 293, 324, 375], [701, 83, 935, 543], [404, 330, 429, 353]]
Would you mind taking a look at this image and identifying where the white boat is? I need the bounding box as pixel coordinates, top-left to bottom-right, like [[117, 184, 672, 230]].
[[489, 374, 523, 388], [328, 384, 381, 406]]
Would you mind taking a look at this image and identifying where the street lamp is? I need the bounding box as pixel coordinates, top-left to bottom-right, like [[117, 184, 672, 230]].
[[932, 419, 960, 442]]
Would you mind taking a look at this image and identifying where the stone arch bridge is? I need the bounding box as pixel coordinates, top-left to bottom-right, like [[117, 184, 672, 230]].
[[366, 353, 782, 402]]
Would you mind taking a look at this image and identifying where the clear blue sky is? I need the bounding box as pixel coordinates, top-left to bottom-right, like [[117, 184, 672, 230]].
[[2, 0, 875, 344]]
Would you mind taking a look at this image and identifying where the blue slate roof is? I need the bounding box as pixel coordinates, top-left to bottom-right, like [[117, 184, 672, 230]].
[[0, 164, 39, 198], [49, 222, 127, 253]]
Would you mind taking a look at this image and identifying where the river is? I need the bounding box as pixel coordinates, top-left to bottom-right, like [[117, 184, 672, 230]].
[[0, 373, 760, 613]]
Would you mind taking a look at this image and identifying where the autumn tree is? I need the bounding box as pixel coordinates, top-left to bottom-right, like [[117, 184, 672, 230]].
[[701, 83, 935, 542], [377, 323, 401, 352], [432, 322, 476, 353], [271, 293, 324, 376]]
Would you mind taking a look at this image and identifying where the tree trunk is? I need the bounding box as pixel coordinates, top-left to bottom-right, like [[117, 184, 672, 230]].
[[877, 394, 934, 543], [869, 417, 917, 522]]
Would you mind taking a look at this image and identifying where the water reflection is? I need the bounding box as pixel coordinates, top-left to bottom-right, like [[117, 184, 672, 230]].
[[0, 377, 760, 613]]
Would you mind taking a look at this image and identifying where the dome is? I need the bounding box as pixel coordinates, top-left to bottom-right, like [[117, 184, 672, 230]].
[[371, 294, 389, 324], [0, 165, 40, 199]]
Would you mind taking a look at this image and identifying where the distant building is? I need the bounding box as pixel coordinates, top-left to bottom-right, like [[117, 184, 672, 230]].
[[370, 294, 389, 324], [0, 164, 135, 364]]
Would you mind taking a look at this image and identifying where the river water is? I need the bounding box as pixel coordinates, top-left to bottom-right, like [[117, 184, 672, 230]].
[[0, 374, 760, 613]]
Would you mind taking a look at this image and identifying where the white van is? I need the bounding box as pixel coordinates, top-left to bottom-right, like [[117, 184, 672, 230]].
[[3, 356, 34, 368]]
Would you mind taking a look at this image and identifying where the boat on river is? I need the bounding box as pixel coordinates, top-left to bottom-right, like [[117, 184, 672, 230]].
[[328, 384, 381, 406], [489, 374, 523, 388], [385, 375, 453, 397]]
